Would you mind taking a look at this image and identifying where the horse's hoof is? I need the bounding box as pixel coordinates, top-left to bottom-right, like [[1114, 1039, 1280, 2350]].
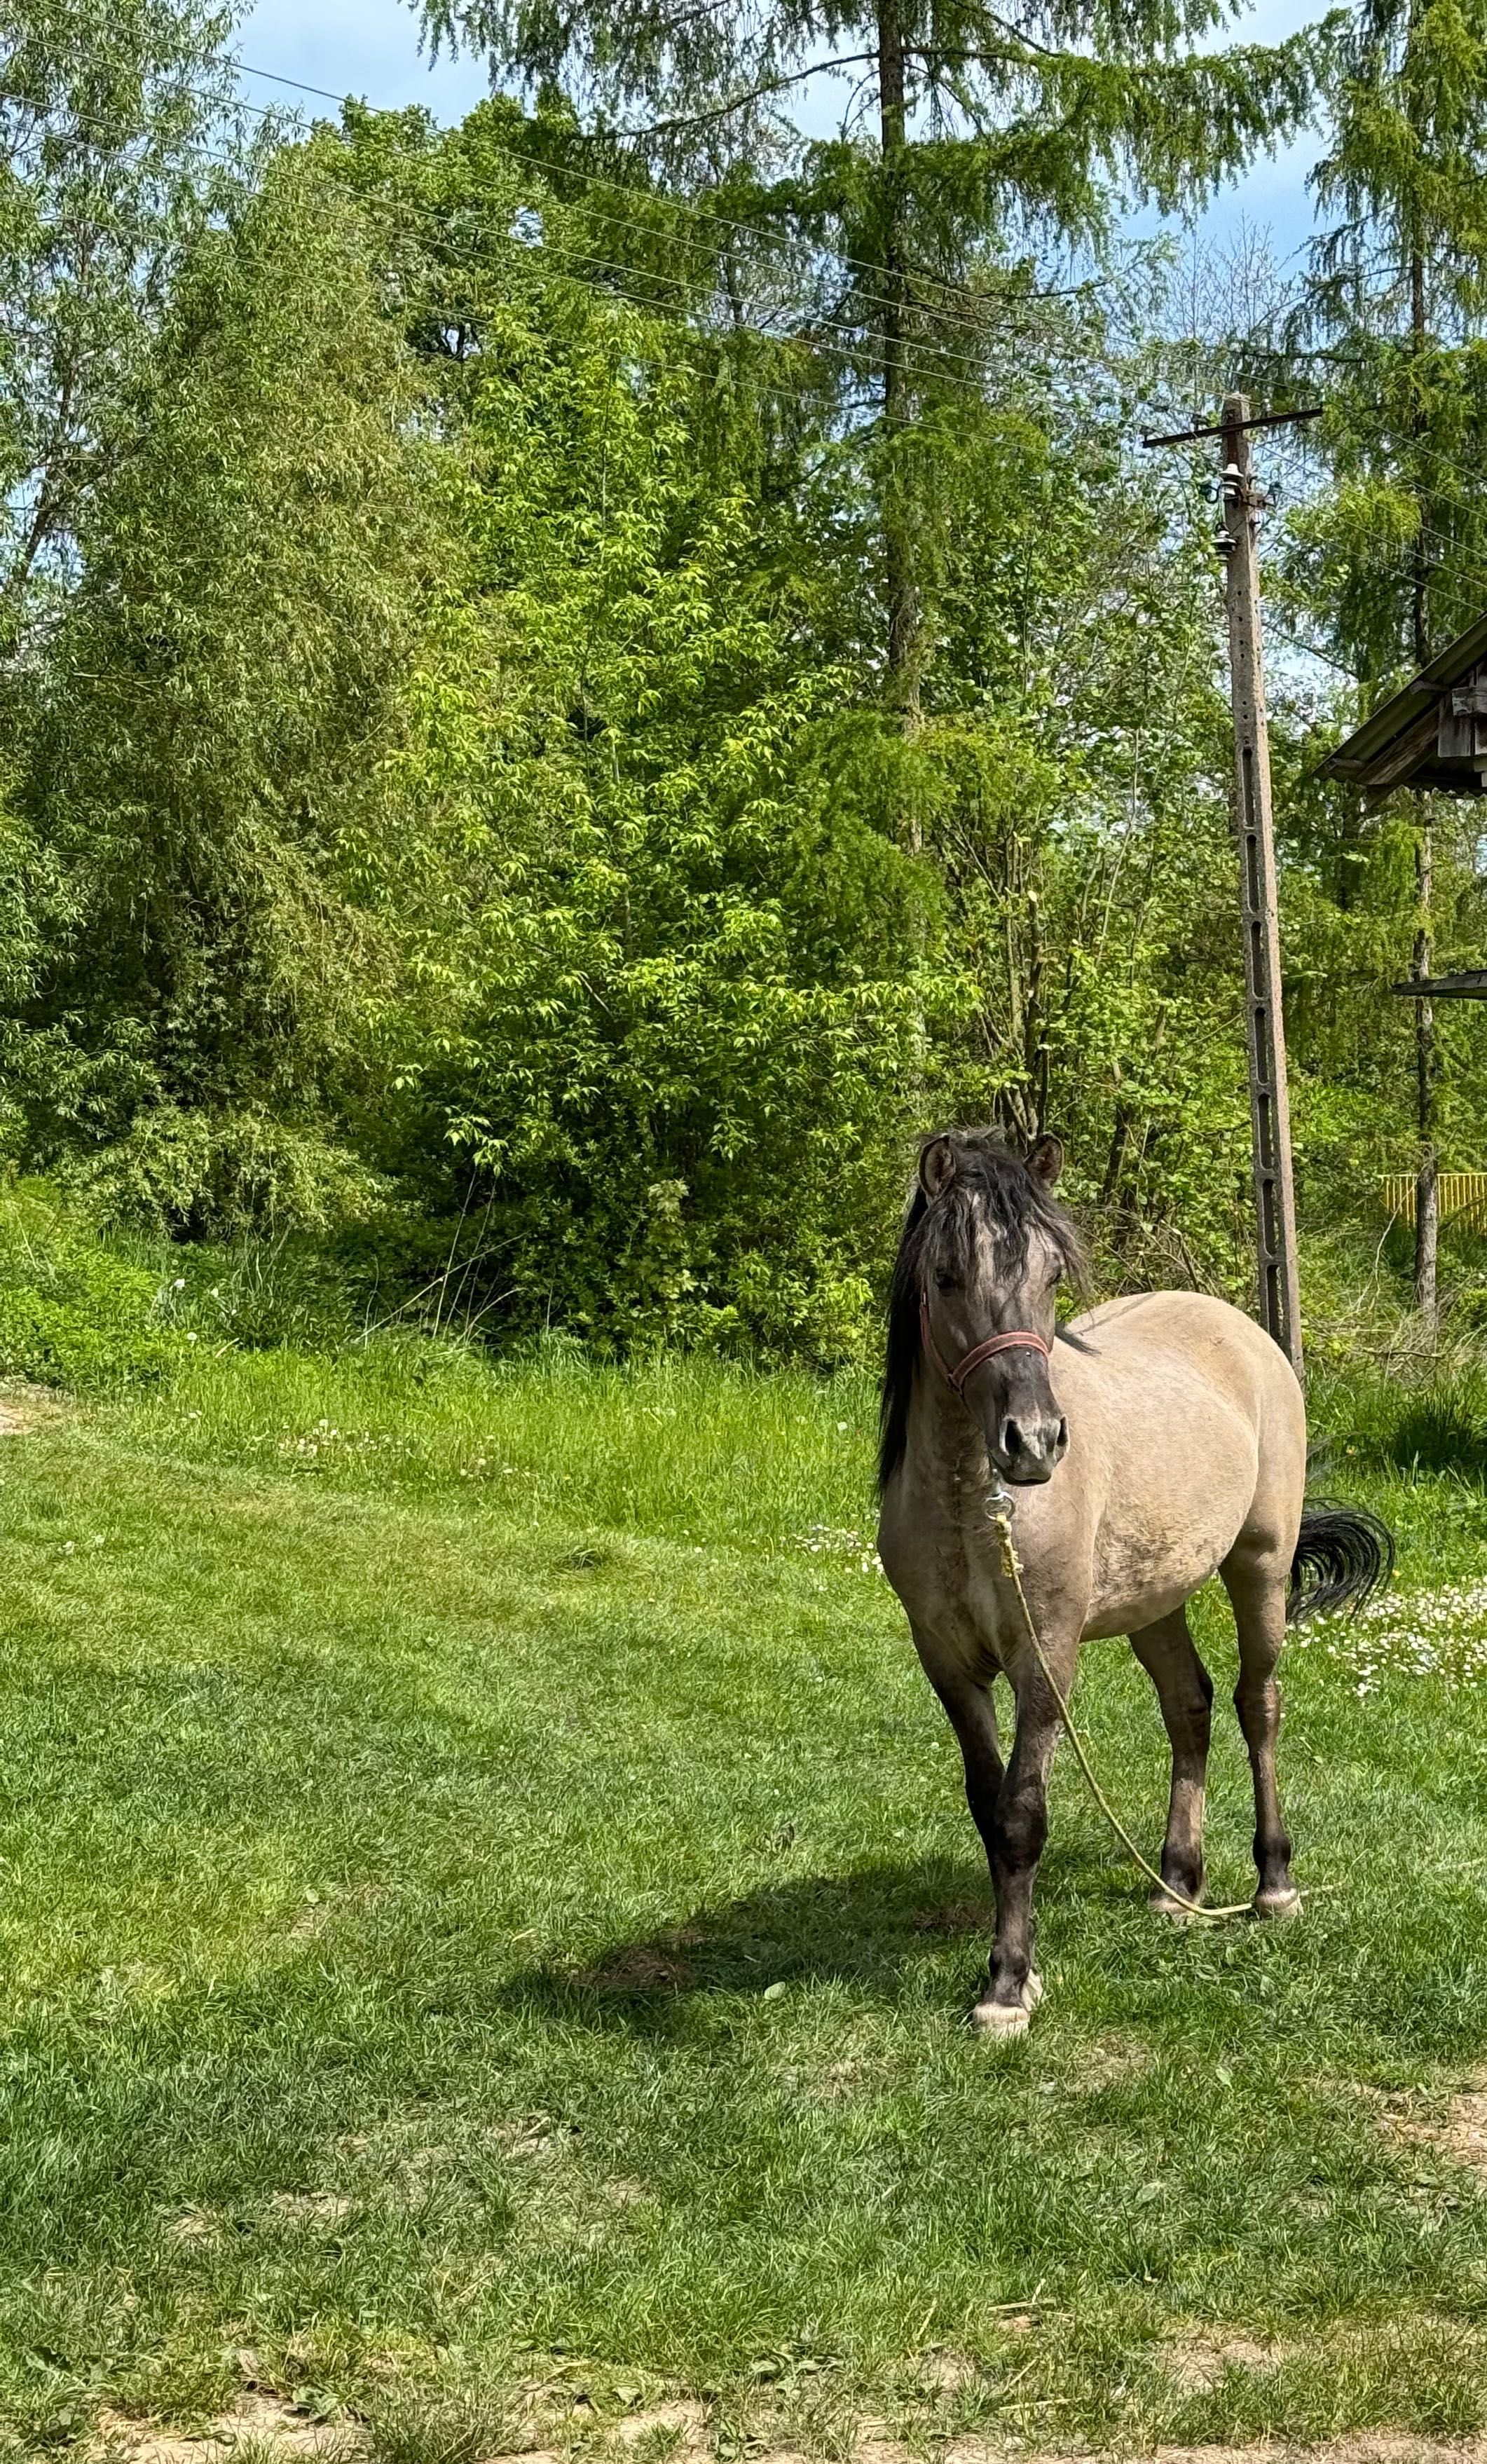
[[1252, 1885, 1301, 1920], [972, 1971, 1041, 2037], [972, 1999, 1029, 2039], [1149, 1885, 1204, 1921]]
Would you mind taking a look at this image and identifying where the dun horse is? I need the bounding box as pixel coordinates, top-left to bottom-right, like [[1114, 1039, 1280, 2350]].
[[877, 1128, 1391, 2037]]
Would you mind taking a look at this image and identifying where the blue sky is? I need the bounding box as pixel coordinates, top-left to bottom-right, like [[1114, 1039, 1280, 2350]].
[[237, 0, 1325, 262]]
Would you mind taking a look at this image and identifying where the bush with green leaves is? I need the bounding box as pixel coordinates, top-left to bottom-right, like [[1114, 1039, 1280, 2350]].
[[0, 1182, 176, 1388]]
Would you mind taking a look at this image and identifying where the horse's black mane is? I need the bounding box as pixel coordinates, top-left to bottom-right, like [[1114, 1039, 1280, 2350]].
[[877, 1130, 1086, 1493]]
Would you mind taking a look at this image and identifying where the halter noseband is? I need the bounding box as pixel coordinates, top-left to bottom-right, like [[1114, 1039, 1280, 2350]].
[[919, 1289, 1050, 1398]]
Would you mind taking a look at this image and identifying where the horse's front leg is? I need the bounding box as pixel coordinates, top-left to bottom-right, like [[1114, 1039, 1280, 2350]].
[[973, 1641, 1072, 2038], [918, 1644, 1005, 1876]]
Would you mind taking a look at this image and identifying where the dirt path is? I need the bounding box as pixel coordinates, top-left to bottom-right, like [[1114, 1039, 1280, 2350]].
[[0, 1379, 64, 1434]]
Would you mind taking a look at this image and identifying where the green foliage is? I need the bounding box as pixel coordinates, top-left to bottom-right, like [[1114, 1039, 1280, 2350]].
[[418, 0, 1327, 228], [1277, 0, 1487, 676], [0, 0, 245, 662], [328, 105, 1261, 1343], [13, 139, 453, 1238], [381, 198, 943, 1353], [1, 0, 1484, 1357], [0, 1181, 172, 1388]]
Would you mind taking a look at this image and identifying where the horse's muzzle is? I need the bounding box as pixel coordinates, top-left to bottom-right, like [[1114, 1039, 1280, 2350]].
[[989, 1410, 1069, 1485]]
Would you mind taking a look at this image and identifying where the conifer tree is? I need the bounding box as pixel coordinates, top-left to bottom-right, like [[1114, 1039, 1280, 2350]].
[[416, 0, 1327, 725], [1286, 0, 1487, 1320]]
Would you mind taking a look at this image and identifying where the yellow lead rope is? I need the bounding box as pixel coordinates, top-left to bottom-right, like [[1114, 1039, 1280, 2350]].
[[988, 1498, 1258, 1924]]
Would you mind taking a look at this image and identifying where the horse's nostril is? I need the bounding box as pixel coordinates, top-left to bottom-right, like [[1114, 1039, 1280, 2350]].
[[1056, 1418, 1069, 1450], [1001, 1417, 1023, 1459]]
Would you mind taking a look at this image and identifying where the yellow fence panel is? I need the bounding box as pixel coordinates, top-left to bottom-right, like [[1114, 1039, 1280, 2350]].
[[1382, 1171, 1487, 1233]]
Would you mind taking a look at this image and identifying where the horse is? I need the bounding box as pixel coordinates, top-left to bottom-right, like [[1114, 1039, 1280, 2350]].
[[876, 1126, 1392, 2037]]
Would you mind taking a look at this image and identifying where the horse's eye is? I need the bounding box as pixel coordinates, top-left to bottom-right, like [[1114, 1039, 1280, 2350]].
[[935, 1272, 957, 1293]]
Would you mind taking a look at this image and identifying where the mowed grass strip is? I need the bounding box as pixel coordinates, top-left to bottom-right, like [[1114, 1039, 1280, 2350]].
[[0, 1350, 1486, 2458]]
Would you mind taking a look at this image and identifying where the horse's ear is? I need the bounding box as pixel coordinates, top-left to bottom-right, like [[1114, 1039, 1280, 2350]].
[[919, 1134, 957, 1199], [1026, 1133, 1064, 1190]]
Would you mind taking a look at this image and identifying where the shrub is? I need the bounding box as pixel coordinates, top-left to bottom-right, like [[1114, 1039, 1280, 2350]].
[[0, 1179, 175, 1388]]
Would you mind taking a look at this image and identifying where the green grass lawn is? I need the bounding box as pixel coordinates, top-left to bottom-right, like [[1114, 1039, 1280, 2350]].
[[4, 1344, 1487, 2462]]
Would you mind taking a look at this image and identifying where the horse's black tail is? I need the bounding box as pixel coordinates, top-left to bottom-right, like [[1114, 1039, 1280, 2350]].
[[1286, 1501, 1395, 1624]]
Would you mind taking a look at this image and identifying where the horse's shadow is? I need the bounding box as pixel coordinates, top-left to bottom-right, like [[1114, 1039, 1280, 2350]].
[[500, 1850, 1083, 2033]]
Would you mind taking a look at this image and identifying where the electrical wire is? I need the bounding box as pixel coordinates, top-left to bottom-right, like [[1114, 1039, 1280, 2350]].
[[483, 225, 1074, 388], [165, 82, 1112, 406], [0, 6, 1186, 435], [0, 1, 1124, 390], [228, 50, 1118, 335], [292, 164, 1070, 403], [33, 13, 1467, 605], [78, 56, 1111, 405]]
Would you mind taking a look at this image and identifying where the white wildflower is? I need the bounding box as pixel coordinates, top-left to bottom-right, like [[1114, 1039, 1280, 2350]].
[[1317, 1575, 1487, 1691]]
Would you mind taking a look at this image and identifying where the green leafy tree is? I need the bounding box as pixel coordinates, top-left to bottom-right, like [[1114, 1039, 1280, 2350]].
[[0, 0, 245, 659], [0, 76, 1302, 1343], [1273, 0, 1487, 1320], [346, 109, 1256, 1335], [343, 118, 939, 1353], [1293, 0, 1487, 670], [416, 0, 1327, 730], [15, 143, 452, 1235]]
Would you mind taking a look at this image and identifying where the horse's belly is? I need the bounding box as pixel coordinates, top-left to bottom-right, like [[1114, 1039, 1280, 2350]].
[[1081, 1458, 1252, 1638]]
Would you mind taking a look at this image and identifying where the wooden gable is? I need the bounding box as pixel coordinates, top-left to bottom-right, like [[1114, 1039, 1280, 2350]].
[[1321, 615, 1487, 799]]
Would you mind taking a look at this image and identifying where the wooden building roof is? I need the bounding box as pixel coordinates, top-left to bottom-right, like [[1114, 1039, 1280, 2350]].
[[1320, 610, 1487, 798]]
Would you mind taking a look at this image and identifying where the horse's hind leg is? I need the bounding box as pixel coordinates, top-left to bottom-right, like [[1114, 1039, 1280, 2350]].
[[1219, 1542, 1298, 1916], [1128, 1606, 1214, 1915]]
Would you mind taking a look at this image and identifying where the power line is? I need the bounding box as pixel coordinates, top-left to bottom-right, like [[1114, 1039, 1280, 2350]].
[[171, 76, 1104, 406], [0, 18, 1266, 550], [5, 4, 1122, 364], [490, 231, 1099, 393], [229, 50, 1114, 344], [44, 39, 1108, 402], [500, 226, 1074, 388], [291, 162, 1053, 404], [268, 151, 1041, 406], [1268, 623, 1364, 683], [305, 116, 1487, 648]]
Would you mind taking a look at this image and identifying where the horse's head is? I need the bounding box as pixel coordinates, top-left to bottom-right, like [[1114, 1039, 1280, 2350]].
[[907, 1128, 1078, 1486]]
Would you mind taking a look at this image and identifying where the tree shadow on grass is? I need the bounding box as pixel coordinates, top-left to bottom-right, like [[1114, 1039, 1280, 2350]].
[[500, 1847, 1091, 2033]]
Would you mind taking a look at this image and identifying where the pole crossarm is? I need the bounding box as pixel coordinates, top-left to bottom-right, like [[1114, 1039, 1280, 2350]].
[[1139, 405, 1323, 449], [1389, 969, 1487, 998]]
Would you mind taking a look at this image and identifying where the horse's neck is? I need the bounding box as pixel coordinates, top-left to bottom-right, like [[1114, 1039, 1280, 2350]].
[[905, 1370, 995, 1511], [898, 1371, 1032, 1657]]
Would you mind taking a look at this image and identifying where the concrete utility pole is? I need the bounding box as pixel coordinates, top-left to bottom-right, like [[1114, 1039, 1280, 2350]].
[[1218, 394, 1303, 1381], [1142, 394, 1315, 1381]]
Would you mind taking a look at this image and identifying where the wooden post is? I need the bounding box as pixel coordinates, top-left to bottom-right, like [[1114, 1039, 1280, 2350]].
[[1219, 392, 1304, 1380], [1413, 820, 1439, 1325]]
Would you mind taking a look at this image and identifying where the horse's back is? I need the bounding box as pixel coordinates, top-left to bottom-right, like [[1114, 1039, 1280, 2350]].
[[1063, 1288, 1298, 1407]]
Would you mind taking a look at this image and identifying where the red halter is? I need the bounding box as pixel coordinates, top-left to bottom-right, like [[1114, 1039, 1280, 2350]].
[[919, 1289, 1050, 1398]]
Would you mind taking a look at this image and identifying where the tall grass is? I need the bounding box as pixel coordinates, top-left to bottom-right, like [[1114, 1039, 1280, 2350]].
[[1312, 1332, 1487, 1481], [110, 1338, 882, 1549]]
